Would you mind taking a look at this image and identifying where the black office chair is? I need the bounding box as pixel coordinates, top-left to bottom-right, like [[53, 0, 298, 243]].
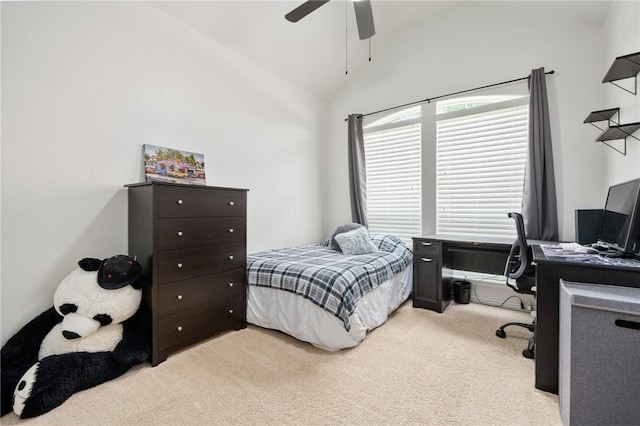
[[495, 212, 536, 359]]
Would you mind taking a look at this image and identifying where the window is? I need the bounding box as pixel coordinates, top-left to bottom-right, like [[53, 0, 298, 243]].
[[436, 96, 528, 239], [363, 106, 422, 242]]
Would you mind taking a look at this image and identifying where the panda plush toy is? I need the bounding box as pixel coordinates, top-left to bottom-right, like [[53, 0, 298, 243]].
[[0, 255, 150, 419]]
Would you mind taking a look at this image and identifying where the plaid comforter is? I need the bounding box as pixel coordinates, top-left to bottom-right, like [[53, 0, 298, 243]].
[[247, 233, 413, 331]]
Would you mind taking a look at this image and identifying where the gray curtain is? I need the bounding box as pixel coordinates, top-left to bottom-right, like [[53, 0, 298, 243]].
[[522, 67, 559, 241], [348, 114, 368, 227]]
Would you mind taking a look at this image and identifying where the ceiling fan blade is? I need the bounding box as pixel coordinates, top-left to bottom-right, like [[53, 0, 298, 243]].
[[354, 0, 375, 40], [285, 0, 331, 23]]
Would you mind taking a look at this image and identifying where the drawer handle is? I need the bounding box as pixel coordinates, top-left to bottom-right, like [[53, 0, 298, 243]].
[[228, 228, 234, 233], [228, 282, 234, 287], [615, 319, 640, 330], [228, 201, 235, 206], [177, 294, 183, 300], [177, 231, 183, 237], [177, 199, 183, 205], [228, 309, 234, 314], [228, 255, 234, 260], [177, 326, 183, 332], [421, 258, 433, 262], [421, 242, 432, 246], [177, 262, 183, 268]]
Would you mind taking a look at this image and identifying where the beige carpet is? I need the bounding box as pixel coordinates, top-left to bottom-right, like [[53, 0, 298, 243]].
[[1, 302, 561, 425]]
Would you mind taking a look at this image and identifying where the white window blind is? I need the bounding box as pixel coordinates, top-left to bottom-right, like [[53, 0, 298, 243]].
[[364, 108, 421, 243], [436, 97, 528, 239]]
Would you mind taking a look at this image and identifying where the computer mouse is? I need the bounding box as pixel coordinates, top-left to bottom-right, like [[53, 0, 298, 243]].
[[574, 246, 599, 254]]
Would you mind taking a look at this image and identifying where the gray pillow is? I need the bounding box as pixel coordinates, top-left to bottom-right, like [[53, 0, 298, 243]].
[[330, 223, 364, 251], [334, 226, 378, 255]]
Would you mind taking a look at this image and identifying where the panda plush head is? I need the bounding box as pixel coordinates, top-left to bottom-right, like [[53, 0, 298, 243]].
[[52, 255, 143, 340], [34, 255, 144, 361]]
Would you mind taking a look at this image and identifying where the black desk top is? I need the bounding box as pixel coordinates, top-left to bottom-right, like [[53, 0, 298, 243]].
[[415, 234, 549, 247], [415, 234, 514, 246], [533, 244, 640, 271]]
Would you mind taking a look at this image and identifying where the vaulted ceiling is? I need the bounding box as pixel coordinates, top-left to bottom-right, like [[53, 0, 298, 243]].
[[151, 1, 612, 100]]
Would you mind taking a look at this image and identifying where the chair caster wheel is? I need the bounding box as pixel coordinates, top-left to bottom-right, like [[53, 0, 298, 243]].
[[522, 348, 534, 359], [496, 329, 506, 338]]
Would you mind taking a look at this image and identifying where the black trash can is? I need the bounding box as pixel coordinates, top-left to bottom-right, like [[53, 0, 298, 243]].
[[453, 280, 471, 304]]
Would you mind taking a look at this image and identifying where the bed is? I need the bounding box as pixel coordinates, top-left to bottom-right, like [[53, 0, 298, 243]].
[[246, 233, 413, 351]]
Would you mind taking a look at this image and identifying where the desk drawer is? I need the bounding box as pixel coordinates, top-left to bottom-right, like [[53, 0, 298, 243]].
[[414, 240, 441, 257]]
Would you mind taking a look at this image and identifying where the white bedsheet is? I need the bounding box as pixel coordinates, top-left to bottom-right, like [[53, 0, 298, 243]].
[[246, 266, 412, 351]]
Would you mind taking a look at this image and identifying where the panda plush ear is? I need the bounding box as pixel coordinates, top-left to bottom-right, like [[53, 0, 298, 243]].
[[78, 258, 103, 272], [97, 255, 143, 290]]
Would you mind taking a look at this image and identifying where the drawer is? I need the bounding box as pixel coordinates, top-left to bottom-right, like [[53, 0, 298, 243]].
[[158, 269, 245, 317], [158, 244, 246, 284], [158, 186, 246, 218], [159, 217, 246, 250], [158, 297, 244, 352], [414, 240, 441, 257]]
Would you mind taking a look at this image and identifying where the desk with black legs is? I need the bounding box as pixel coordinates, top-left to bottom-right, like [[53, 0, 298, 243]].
[[413, 235, 640, 395], [532, 245, 640, 394], [412, 235, 514, 313]]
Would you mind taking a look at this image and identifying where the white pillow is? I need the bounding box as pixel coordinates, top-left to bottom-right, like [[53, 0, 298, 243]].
[[330, 223, 363, 251], [334, 226, 378, 255]]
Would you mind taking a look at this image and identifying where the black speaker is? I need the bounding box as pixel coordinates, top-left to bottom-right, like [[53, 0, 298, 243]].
[[575, 209, 603, 245]]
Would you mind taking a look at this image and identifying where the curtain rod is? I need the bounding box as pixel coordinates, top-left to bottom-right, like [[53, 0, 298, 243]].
[[345, 69, 555, 121]]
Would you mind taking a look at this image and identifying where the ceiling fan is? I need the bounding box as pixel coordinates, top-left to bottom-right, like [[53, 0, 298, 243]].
[[285, 0, 376, 40]]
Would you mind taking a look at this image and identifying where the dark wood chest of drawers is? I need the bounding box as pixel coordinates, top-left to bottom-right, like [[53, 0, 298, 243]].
[[126, 182, 248, 366]]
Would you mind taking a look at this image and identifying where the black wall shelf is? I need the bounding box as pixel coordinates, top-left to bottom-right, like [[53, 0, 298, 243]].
[[602, 52, 640, 95], [597, 122, 640, 141], [595, 122, 640, 155], [584, 108, 619, 128], [585, 52, 640, 155]]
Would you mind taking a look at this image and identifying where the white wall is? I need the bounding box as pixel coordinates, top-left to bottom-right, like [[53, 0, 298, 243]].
[[1, 2, 326, 345], [602, 1, 640, 185], [325, 2, 608, 242]]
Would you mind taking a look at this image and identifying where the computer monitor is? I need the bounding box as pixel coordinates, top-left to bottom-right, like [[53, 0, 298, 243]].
[[597, 178, 640, 255]]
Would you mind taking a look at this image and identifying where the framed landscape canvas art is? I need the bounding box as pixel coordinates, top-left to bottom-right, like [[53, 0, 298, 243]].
[[143, 144, 206, 186]]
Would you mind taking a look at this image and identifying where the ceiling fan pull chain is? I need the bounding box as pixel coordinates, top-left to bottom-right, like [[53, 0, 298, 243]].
[[345, 0, 349, 75], [368, 3, 372, 62]]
